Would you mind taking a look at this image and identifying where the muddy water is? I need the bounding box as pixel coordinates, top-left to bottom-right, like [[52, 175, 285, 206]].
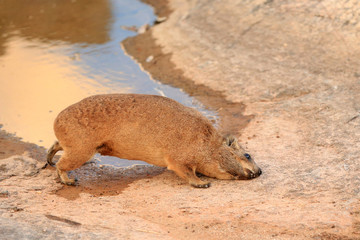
[[0, 0, 217, 167]]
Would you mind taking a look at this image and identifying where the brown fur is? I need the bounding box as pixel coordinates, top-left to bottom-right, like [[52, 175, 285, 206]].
[[48, 94, 261, 188]]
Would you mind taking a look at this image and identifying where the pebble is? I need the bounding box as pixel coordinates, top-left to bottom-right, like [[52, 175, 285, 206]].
[[155, 16, 167, 24], [0, 190, 9, 198], [138, 24, 150, 34], [146, 55, 154, 63]]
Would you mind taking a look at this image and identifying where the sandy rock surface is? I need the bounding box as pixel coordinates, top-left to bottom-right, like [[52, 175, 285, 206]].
[[1, 0, 360, 239], [139, 0, 360, 238]]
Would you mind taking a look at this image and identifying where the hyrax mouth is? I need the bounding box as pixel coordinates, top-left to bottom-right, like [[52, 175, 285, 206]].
[[241, 168, 262, 180]]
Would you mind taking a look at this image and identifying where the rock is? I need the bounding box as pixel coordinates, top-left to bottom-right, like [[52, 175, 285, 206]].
[[0, 190, 9, 198], [155, 16, 167, 24], [121, 25, 138, 32], [126, 0, 360, 238], [137, 24, 150, 34], [0, 155, 42, 181], [145, 55, 154, 63]]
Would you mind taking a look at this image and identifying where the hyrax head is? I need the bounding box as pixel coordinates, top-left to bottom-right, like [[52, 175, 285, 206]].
[[220, 135, 262, 180]]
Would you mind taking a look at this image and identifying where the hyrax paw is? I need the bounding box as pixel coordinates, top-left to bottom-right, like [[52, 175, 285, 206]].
[[192, 182, 211, 188], [62, 178, 77, 186]]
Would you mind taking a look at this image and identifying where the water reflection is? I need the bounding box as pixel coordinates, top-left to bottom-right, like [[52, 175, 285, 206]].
[[0, 37, 113, 145], [0, 0, 217, 167]]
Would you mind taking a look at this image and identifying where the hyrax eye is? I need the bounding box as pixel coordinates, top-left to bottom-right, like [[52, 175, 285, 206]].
[[244, 153, 251, 160]]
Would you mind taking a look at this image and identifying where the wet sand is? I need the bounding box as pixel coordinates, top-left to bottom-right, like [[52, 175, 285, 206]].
[[0, 128, 47, 161]]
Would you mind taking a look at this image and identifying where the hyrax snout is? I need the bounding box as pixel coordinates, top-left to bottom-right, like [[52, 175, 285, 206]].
[[47, 94, 261, 188]]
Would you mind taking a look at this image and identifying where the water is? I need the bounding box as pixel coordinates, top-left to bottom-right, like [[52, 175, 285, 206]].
[[0, 0, 217, 167]]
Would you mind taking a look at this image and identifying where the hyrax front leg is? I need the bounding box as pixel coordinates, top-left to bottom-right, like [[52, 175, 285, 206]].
[[56, 149, 94, 185], [167, 159, 211, 188], [203, 162, 238, 180]]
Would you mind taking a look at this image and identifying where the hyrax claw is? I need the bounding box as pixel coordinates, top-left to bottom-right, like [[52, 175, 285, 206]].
[[64, 180, 76, 186], [192, 182, 211, 188]]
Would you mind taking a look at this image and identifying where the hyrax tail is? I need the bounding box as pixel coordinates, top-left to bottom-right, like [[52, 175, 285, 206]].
[[46, 141, 63, 167]]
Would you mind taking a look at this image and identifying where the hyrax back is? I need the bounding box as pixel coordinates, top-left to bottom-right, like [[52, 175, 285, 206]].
[[50, 94, 261, 188]]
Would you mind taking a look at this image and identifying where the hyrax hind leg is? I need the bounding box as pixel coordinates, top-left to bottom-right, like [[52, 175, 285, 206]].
[[56, 147, 95, 185], [167, 157, 211, 188]]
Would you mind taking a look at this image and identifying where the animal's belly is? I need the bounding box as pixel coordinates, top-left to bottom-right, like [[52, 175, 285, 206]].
[[98, 143, 168, 167], [116, 153, 167, 167]]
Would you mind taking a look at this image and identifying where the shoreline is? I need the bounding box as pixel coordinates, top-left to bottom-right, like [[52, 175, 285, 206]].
[[0, 127, 47, 162], [122, 0, 253, 137]]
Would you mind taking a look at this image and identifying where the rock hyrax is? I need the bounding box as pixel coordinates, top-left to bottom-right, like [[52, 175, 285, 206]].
[[47, 94, 261, 188]]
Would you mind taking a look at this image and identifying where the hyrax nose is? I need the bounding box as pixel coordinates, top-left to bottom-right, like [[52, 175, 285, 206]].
[[249, 168, 262, 179]]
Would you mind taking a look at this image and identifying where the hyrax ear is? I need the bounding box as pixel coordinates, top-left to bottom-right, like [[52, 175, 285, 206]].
[[223, 135, 240, 150]]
